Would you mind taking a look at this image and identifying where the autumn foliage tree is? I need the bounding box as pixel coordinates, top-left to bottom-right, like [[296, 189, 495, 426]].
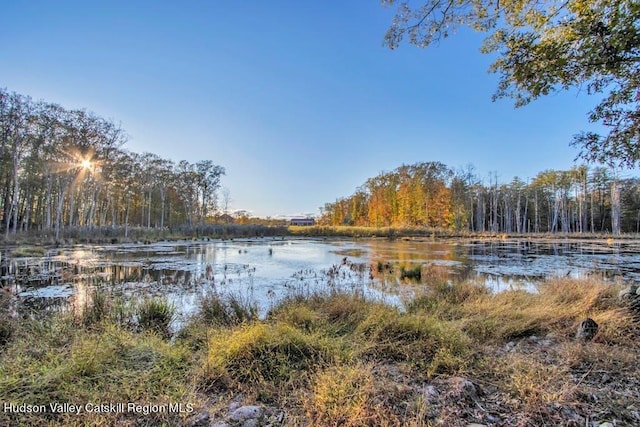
[[382, 0, 640, 167], [0, 88, 225, 237], [320, 161, 639, 234]]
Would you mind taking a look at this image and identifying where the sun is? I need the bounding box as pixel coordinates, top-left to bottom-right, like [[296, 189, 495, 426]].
[[81, 159, 92, 170]]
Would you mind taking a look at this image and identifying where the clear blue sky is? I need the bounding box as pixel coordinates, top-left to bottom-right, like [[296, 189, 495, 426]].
[[1, 1, 602, 217]]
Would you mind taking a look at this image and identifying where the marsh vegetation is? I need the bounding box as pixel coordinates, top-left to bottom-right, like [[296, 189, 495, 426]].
[[1, 274, 638, 426], [2, 238, 640, 425]]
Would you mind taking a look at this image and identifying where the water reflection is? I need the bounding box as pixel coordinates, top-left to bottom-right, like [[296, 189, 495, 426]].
[[2, 238, 638, 319]]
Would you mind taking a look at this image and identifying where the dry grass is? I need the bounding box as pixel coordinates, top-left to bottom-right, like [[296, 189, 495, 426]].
[[269, 291, 387, 336], [305, 363, 383, 426], [460, 277, 629, 343], [199, 322, 341, 403], [1, 277, 638, 426], [406, 276, 630, 345], [0, 319, 198, 426], [356, 310, 471, 376]]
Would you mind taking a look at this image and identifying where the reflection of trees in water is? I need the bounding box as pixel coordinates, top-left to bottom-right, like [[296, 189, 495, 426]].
[[4, 239, 640, 315], [366, 239, 635, 292], [5, 256, 201, 313], [18, 296, 69, 319]]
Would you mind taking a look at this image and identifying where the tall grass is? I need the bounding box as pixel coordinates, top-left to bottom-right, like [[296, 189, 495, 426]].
[[0, 290, 14, 345], [305, 363, 388, 426], [0, 277, 637, 426], [0, 224, 289, 245], [356, 309, 471, 376], [0, 320, 196, 426], [194, 291, 259, 327], [136, 297, 175, 337], [81, 288, 111, 327], [10, 245, 47, 257], [200, 322, 339, 402]]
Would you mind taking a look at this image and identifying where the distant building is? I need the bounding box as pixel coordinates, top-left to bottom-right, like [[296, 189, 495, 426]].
[[217, 214, 235, 224], [290, 217, 315, 226]]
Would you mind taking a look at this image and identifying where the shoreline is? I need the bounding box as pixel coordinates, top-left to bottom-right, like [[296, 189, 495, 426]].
[[0, 277, 638, 426], [3, 225, 640, 248]]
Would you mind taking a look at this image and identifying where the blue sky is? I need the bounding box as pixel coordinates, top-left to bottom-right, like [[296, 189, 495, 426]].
[[1, 1, 602, 217]]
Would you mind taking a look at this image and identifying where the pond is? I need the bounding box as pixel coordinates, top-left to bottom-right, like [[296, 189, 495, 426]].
[[2, 237, 639, 323]]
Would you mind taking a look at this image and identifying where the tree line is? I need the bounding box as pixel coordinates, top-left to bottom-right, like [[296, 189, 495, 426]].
[[319, 161, 639, 234], [0, 88, 225, 238]]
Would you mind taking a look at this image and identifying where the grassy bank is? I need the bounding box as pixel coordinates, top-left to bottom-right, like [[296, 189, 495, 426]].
[[290, 225, 640, 241], [0, 224, 290, 246], [0, 278, 639, 426], [4, 224, 640, 248]]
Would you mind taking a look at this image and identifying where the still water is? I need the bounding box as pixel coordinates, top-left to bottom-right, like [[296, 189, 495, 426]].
[[2, 237, 639, 321]]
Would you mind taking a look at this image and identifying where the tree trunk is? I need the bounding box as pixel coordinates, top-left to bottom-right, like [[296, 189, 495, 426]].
[[522, 193, 528, 233], [611, 180, 621, 235], [515, 195, 521, 233], [160, 189, 166, 228], [125, 197, 130, 238], [45, 173, 52, 230], [68, 190, 75, 228], [534, 191, 539, 233], [9, 153, 20, 235], [147, 190, 152, 228], [54, 180, 66, 240]]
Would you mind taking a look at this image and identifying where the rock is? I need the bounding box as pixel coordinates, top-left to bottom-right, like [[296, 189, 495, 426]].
[[619, 285, 638, 299], [576, 318, 598, 341], [485, 414, 499, 423], [598, 423, 614, 427], [527, 334, 554, 346], [229, 405, 264, 423], [560, 406, 583, 423], [619, 286, 640, 318], [466, 424, 487, 427], [423, 385, 438, 399], [187, 412, 210, 427], [242, 419, 259, 427], [445, 376, 479, 400], [503, 341, 516, 353]]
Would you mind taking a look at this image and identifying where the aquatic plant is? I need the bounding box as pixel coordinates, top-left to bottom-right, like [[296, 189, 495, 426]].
[[196, 292, 259, 327], [10, 245, 47, 257], [136, 297, 175, 337], [400, 264, 422, 281]]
